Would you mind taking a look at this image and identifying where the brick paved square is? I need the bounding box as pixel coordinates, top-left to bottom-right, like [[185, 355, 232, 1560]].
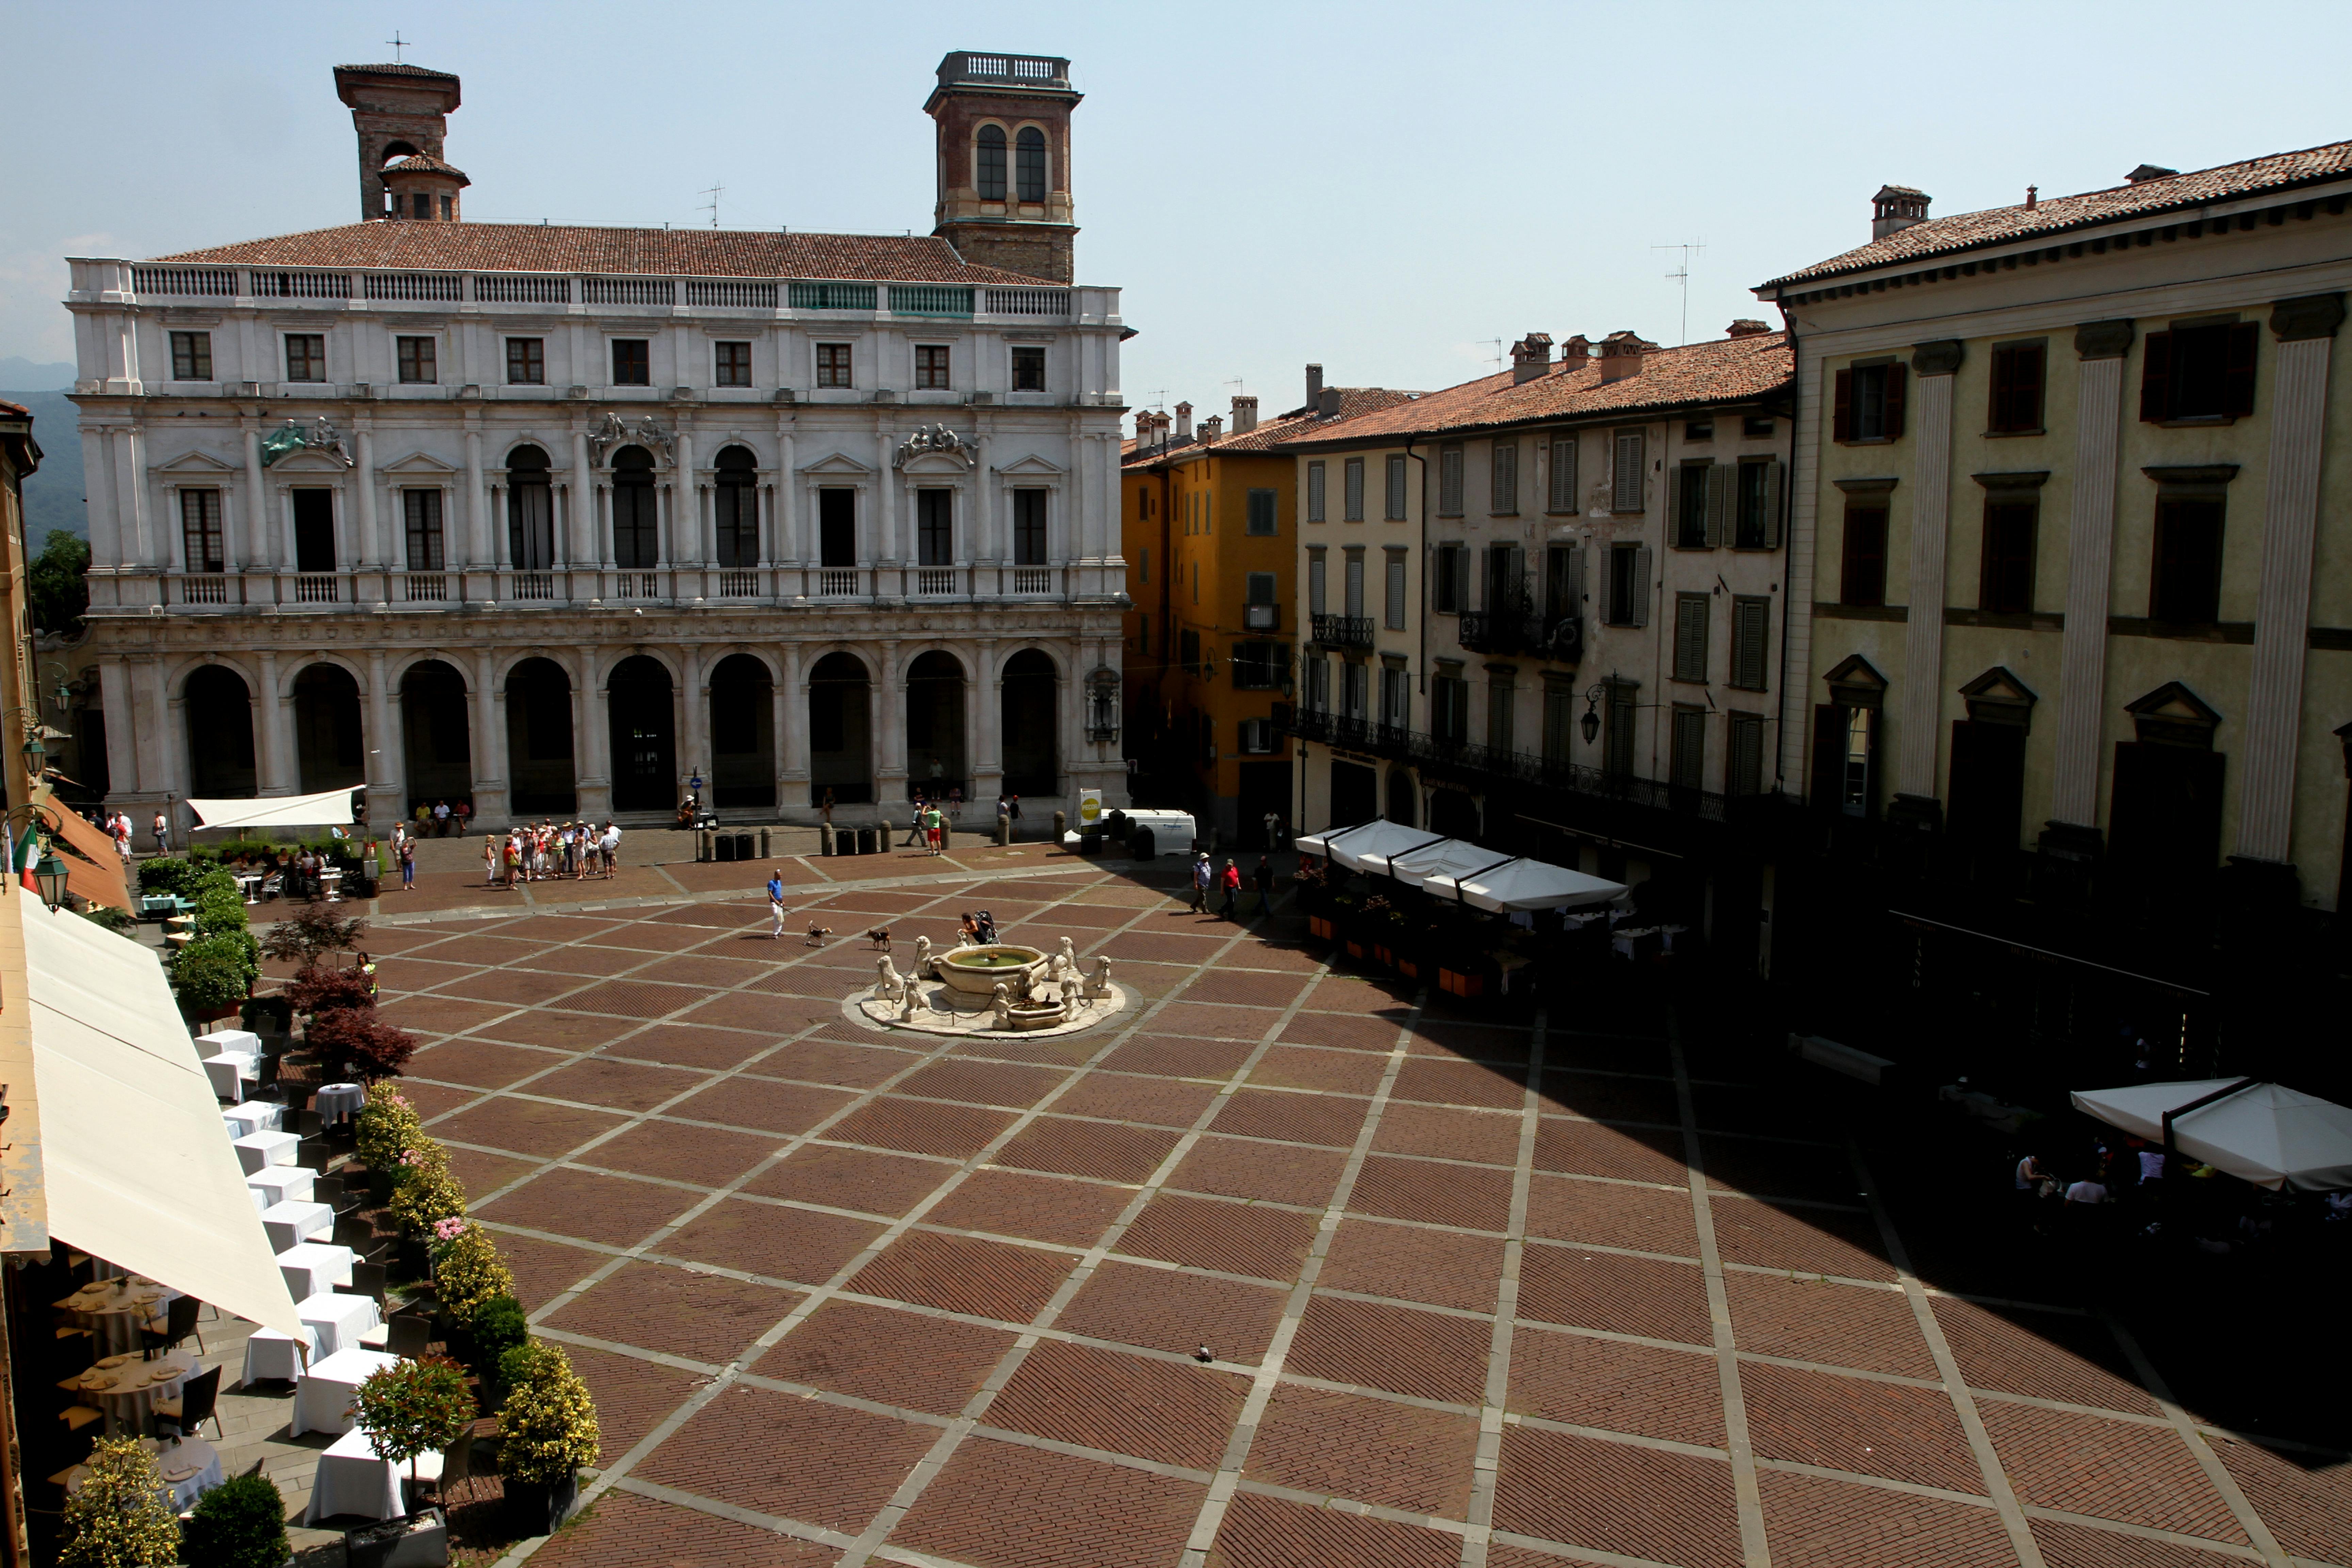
[[1390, 1057, 1527, 1110], [1318, 1218, 1503, 1313], [531, 1056, 711, 1112], [995, 1116, 1182, 1182], [1699, 1134, 1863, 1205], [2212, 1437, 2352, 1566], [561, 978, 710, 1018], [1058, 1260, 1291, 1364], [389, 1079, 477, 1120], [1285, 1295, 1490, 1404], [1536, 1069, 1681, 1124], [1929, 1295, 2160, 1416], [1169, 1136, 1346, 1208], [1246, 1044, 1388, 1095], [1493, 1426, 1741, 1568], [739, 1145, 954, 1217], [923, 1169, 1136, 1246], [1507, 1325, 1724, 1446], [1178, 969, 1314, 1010], [1224, 941, 1331, 973], [434, 967, 587, 1008], [1743, 1361, 1986, 1491], [1101, 1034, 1255, 1078], [1247, 1383, 1479, 1516], [1051, 1071, 1222, 1128], [654, 1196, 883, 1285], [1100, 931, 1231, 964], [587, 921, 724, 953], [605, 1023, 773, 1071], [545, 1260, 799, 1366], [1710, 1194, 1895, 1280], [1151, 1001, 1285, 1041], [827, 1094, 1018, 1158], [637, 1382, 935, 1532], [1276, 1011, 1409, 1052], [667, 1075, 857, 1137], [1296, 974, 1411, 1017], [849, 1231, 1076, 1323], [1346, 1155, 1514, 1231], [2029, 1516, 2250, 1568], [512, 944, 657, 979], [493, 1234, 607, 1311], [554, 1343, 704, 1459], [678, 990, 840, 1033], [1759, 1469, 2015, 1568], [986, 1338, 1250, 1468], [529, 1490, 842, 1568], [1208, 1490, 1461, 1568], [755, 1299, 1014, 1415], [1981, 1401, 2249, 1542], [1212, 1088, 1369, 1149], [464, 1009, 644, 1051], [1727, 1272, 1937, 1377], [409, 1039, 569, 1090], [1533, 1117, 1690, 1184], [761, 1038, 926, 1088], [886, 1436, 1207, 1568], [1516, 1246, 1711, 1344], [1371, 1102, 1523, 1166], [642, 953, 779, 990], [1523, 1174, 1697, 1256], [1407, 1020, 1533, 1063], [442, 1145, 538, 1200], [433, 1096, 629, 1159], [479, 1166, 701, 1248], [1118, 1193, 1321, 1282], [895, 1057, 1069, 1108]]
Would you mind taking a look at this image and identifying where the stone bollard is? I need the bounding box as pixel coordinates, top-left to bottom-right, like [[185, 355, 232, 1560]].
[[997, 816, 1011, 846], [760, 827, 772, 859], [1053, 810, 1066, 842], [697, 828, 713, 862]]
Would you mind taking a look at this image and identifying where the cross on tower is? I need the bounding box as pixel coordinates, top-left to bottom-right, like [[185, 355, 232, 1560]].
[[385, 31, 409, 63]]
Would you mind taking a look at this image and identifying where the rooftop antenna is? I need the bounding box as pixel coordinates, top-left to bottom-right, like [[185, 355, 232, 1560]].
[[698, 182, 723, 229], [1653, 240, 1705, 345], [386, 30, 409, 63], [1482, 338, 1504, 374], [1222, 376, 1247, 396]]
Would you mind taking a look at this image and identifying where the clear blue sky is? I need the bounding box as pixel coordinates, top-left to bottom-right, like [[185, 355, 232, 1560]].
[[3, 0, 2346, 416]]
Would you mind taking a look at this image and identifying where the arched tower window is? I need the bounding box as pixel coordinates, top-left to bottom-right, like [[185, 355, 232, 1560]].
[[1015, 127, 1046, 204], [976, 125, 1006, 201]]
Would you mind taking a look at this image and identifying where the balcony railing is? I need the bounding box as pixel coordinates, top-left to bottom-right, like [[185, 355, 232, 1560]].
[[512, 572, 555, 601], [1011, 567, 1052, 595], [294, 574, 339, 604], [1310, 614, 1374, 649], [1460, 610, 1580, 660], [817, 569, 861, 598], [717, 570, 759, 598], [181, 574, 229, 605], [915, 568, 958, 596], [401, 572, 447, 602]]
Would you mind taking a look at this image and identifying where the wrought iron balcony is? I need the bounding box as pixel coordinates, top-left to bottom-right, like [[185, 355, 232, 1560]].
[[1459, 611, 1580, 661], [1310, 614, 1375, 649], [1244, 603, 1280, 631]]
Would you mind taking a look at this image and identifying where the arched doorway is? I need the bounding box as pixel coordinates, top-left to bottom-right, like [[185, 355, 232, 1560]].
[[1385, 768, 1418, 827], [1430, 789, 1481, 840], [506, 658, 576, 814], [807, 652, 871, 806], [185, 666, 257, 798], [607, 656, 675, 812], [708, 653, 774, 808], [293, 664, 365, 795], [1000, 649, 1058, 797], [905, 651, 966, 799], [400, 660, 472, 813]]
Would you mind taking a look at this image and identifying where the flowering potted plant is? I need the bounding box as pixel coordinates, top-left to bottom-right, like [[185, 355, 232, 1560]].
[[498, 1341, 601, 1536], [57, 1436, 178, 1568], [353, 1355, 474, 1521], [430, 1220, 514, 1339], [355, 1087, 425, 1204], [389, 1142, 467, 1277]]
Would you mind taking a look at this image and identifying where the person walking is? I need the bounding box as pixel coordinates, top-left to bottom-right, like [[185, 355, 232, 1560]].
[[1252, 854, 1275, 913], [996, 794, 1012, 841], [601, 821, 620, 876], [902, 799, 927, 848], [151, 808, 171, 856], [1218, 858, 1242, 918], [767, 869, 788, 938], [928, 803, 946, 855], [399, 834, 417, 891], [1190, 851, 1213, 912]]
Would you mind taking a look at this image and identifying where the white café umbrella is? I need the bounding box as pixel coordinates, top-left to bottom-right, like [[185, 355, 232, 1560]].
[[1423, 856, 1627, 914], [1385, 838, 1521, 892], [1293, 820, 1446, 872], [186, 786, 358, 832], [2068, 1079, 2352, 1192]]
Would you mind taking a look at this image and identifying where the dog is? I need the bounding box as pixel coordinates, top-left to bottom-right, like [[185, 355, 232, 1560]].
[[803, 925, 834, 948], [865, 926, 892, 950]]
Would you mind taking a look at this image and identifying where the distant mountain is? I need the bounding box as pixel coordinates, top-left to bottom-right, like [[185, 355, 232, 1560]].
[[0, 359, 74, 391], [2, 391, 84, 541]]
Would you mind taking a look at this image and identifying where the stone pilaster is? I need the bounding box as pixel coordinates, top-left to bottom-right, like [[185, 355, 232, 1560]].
[[2046, 320, 2134, 836], [1892, 340, 1962, 817]]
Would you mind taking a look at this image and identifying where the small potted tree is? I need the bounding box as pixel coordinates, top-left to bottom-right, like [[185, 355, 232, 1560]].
[[498, 1341, 601, 1536], [170, 930, 260, 1027], [350, 1356, 471, 1566], [389, 1145, 467, 1280], [355, 1088, 425, 1204], [430, 1221, 515, 1361], [182, 1471, 289, 1568], [57, 1436, 179, 1568]]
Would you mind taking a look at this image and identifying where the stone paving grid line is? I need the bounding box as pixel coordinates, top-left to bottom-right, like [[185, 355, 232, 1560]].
[[1457, 1008, 1547, 1567], [2099, 1310, 2291, 1568]]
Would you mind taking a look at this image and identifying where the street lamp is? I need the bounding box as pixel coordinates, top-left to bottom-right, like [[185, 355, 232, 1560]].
[[33, 855, 67, 912]]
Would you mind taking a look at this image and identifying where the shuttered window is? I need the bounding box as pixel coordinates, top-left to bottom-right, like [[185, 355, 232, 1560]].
[[1670, 708, 1706, 791], [1728, 713, 1765, 797], [1611, 430, 1645, 512], [1544, 545, 1578, 623], [1490, 441, 1518, 514], [1832, 362, 1907, 441], [403, 488, 445, 571], [1246, 489, 1277, 535], [1735, 460, 1777, 549], [1307, 461, 1326, 523], [1730, 597, 1770, 691], [1385, 454, 1409, 520], [1488, 675, 1515, 752], [1343, 551, 1365, 618], [1547, 434, 1578, 513], [1438, 443, 1464, 515], [1607, 543, 1651, 626], [1385, 550, 1408, 630], [1673, 593, 1709, 682], [180, 488, 224, 572], [1988, 342, 2046, 432], [1431, 545, 1463, 614], [1307, 550, 1327, 616], [1673, 463, 1712, 548], [2141, 321, 2258, 422], [1343, 458, 1365, 521]]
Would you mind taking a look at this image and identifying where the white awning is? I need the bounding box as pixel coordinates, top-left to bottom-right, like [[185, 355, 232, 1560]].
[[1424, 856, 1627, 913], [2069, 1079, 2352, 1192], [1385, 840, 1521, 891], [187, 788, 357, 831], [1319, 821, 1447, 874], [18, 899, 305, 1337]]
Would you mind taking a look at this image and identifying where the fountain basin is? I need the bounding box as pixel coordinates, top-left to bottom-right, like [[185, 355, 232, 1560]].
[[934, 944, 1048, 996]]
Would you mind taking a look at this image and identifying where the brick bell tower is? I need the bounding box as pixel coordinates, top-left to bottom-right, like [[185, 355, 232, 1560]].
[[925, 51, 1080, 283], [334, 62, 463, 222]]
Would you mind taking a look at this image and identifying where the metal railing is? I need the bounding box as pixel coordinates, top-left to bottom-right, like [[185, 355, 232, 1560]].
[[817, 568, 860, 597], [401, 573, 447, 602], [294, 574, 340, 604], [915, 568, 958, 596], [889, 285, 975, 318], [717, 571, 759, 597], [1310, 614, 1375, 649], [181, 574, 229, 604], [512, 572, 555, 601], [1010, 568, 1052, 595]]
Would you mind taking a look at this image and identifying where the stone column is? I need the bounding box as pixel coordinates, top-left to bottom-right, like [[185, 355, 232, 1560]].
[[365, 650, 402, 819], [464, 423, 488, 575], [570, 429, 597, 581], [255, 650, 292, 795], [681, 645, 708, 806], [355, 425, 378, 570], [2046, 321, 2135, 840], [976, 433, 994, 564], [1057, 644, 1083, 799], [2234, 293, 2345, 874], [132, 659, 166, 796], [116, 424, 150, 569], [878, 429, 898, 574], [242, 426, 271, 571], [974, 639, 1003, 801], [779, 642, 808, 797], [674, 428, 698, 565], [777, 424, 798, 566], [578, 661, 614, 821], [100, 659, 138, 805], [472, 649, 509, 825], [876, 638, 905, 796], [1892, 341, 1962, 822]]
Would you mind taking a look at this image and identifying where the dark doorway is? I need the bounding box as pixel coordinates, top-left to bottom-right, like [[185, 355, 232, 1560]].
[[808, 651, 872, 806], [508, 445, 555, 570], [292, 489, 336, 572], [186, 665, 257, 798], [1237, 761, 1293, 849], [1386, 768, 1418, 827], [1947, 720, 2026, 883], [293, 664, 365, 794], [2109, 741, 2224, 903], [1430, 788, 1481, 840], [1329, 760, 1376, 829], [1000, 649, 1058, 797], [905, 651, 966, 797], [505, 658, 576, 814], [612, 446, 658, 569], [708, 653, 775, 808], [607, 655, 676, 812], [819, 488, 855, 567], [400, 659, 472, 812], [74, 708, 110, 801]]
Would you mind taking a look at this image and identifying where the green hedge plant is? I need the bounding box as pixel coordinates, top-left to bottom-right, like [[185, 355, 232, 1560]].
[[182, 1471, 289, 1568]]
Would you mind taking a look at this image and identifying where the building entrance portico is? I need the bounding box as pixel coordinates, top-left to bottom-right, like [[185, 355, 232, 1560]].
[[401, 659, 473, 815], [293, 663, 365, 795], [506, 657, 578, 816], [905, 650, 967, 801], [608, 656, 677, 813], [807, 651, 874, 807]]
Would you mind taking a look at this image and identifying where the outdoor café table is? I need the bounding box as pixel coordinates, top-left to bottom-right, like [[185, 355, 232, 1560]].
[[247, 1166, 315, 1209], [56, 1278, 176, 1356], [221, 1103, 283, 1138], [261, 1199, 334, 1253], [235, 872, 263, 904], [314, 1082, 366, 1126], [203, 1052, 256, 1104], [299, 1291, 381, 1359], [233, 1130, 299, 1175], [293, 1347, 401, 1438], [307, 1424, 441, 1524], [193, 1029, 260, 1059], [69, 1349, 196, 1436], [59, 1435, 222, 1512], [242, 1325, 316, 1384], [319, 867, 344, 902], [277, 1242, 355, 1300]]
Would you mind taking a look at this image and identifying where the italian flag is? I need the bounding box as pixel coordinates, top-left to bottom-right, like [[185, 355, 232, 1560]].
[[16, 826, 38, 893]]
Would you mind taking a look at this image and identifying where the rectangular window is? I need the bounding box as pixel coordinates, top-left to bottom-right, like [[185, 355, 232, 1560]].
[[411, 193, 431, 220], [1606, 543, 1651, 627], [284, 333, 326, 382], [715, 478, 757, 568], [611, 338, 650, 385], [1438, 443, 1464, 516], [2151, 497, 2224, 623], [916, 344, 951, 390], [1840, 502, 1889, 607], [1380, 666, 1408, 729], [1012, 488, 1047, 565], [403, 489, 445, 571], [395, 335, 436, 384], [1385, 454, 1408, 520], [1343, 551, 1365, 619], [715, 341, 753, 387], [1730, 597, 1770, 692], [1728, 713, 1765, 796], [1246, 489, 1277, 535], [1431, 545, 1463, 614], [1611, 430, 1645, 512], [1832, 361, 1907, 442], [1011, 344, 1046, 391], [1234, 643, 1285, 692], [1675, 461, 1712, 549], [917, 489, 953, 565], [1685, 419, 1715, 442], [1308, 655, 1330, 713], [1979, 499, 2038, 614], [1490, 441, 1518, 514], [1308, 550, 1327, 616], [1734, 460, 1774, 549], [1673, 592, 1710, 682], [1544, 544, 1578, 624], [1246, 571, 1276, 607], [2141, 321, 2258, 423], [1343, 457, 1365, 521], [1306, 460, 1326, 523], [1384, 551, 1407, 630], [1488, 677, 1515, 752], [1547, 433, 1578, 513], [1744, 415, 1777, 439], [818, 487, 855, 567], [180, 488, 223, 572], [1670, 707, 1706, 791], [1484, 544, 1522, 613], [1432, 674, 1468, 741], [292, 487, 335, 571], [506, 337, 544, 385], [1343, 662, 1369, 721], [169, 330, 212, 381], [1987, 342, 2046, 433], [1180, 628, 1201, 675], [1237, 718, 1275, 755], [816, 343, 853, 388], [1541, 680, 1574, 765]]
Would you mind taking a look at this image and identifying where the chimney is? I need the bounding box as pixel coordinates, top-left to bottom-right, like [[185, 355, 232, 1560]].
[[2025, 185, 2037, 211], [1150, 411, 1171, 450], [1305, 363, 1324, 410], [1317, 386, 1342, 419], [1201, 414, 1224, 442], [1559, 336, 1593, 373], [1174, 401, 1193, 442], [1597, 331, 1653, 384], [1510, 332, 1553, 385], [1725, 318, 1771, 339], [1230, 394, 1258, 434], [2126, 163, 2179, 184], [1871, 184, 1931, 240]]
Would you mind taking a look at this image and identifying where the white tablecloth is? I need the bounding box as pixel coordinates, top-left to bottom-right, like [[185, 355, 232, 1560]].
[[314, 1082, 366, 1124], [298, 1291, 381, 1359], [277, 1243, 355, 1300], [69, 1350, 195, 1436], [307, 1424, 441, 1524], [193, 1029, 260, 1059], [222, 1103, 284, 1137], [241, 1326, 317, 1384], [233, 1131, 298, 1175], [64, 1436, 221, 1512], [293, 1348, 402, 1437], [204, 1052, 256, 1102], [56, 1281, 175, 1356], [261, 1199, 333, 1253], [248, 1167, 315, 1208]]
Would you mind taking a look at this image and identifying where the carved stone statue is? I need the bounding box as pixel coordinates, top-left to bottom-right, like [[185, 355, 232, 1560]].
[[898, 985, 918, 1023], [875, 955, 906, 1004], [1084, 957, 1114, 1000], [1057, 936, 1078, 973], [894, 423, 974, 469], [589, 409, 675, 465], [914, 935, 935, 978], [991, 982, 1013, 1030]]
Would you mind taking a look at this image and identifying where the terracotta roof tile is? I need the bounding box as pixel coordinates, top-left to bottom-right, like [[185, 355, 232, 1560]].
[[1123, 388, 1425, 466], [146, 222, 1057, 284], [382, 155, 469, 182], [335, 62, 459, 80], [1764, 139, 2352, 288]]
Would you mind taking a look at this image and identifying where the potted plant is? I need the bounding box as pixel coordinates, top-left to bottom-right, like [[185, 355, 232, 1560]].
[[343, 1508, 449, 1568], [57, 1435, 179, 1568], [468, 1292, 530, 1396], [354, 1356, 475, 1517], [498, 1341, 602, 1535], [170, 930, 261, 1024], [389, 1146, 467, 1277], [431, 1223, 516, 1333], [183, 1471, 289, 1568], [355, 1088, 425, 1203]]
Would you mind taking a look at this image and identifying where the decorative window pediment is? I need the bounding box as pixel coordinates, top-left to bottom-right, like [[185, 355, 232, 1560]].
[[798, 451, 876, 479], [380, 451, 460, 476], [1959, 665, 2038, 727], [2124, 680, 2221, 748], [1822, 652, 1889, 710], [154, 451, 237, 475], [269, 449, 352, 475], [992, 452, 1067, 478]]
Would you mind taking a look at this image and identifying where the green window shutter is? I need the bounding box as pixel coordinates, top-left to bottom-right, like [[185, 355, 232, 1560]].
[[1705, 463, 1729, 548], [1675, 592, 1709, 682], [1732, 597, 1769, 691], [1548, 435, 1578, 513], [1629, 546, 1652, 628], [1762, 460, 1785, 550]]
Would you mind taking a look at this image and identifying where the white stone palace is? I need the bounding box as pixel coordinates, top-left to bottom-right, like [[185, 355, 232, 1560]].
[[63, 53, 1130, 835]]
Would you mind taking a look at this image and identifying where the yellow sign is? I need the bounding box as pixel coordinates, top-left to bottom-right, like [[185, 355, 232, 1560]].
[[1078, 790, 1102, 823]]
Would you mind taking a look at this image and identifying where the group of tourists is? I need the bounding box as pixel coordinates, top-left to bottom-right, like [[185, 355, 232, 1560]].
[[483, 820, 622, 887], [1191, 851, 1275, 918], [411, 799, 472, 837]]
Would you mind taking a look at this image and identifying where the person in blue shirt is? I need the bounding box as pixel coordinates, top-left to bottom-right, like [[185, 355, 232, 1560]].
[[767, 869, 787, 938]]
